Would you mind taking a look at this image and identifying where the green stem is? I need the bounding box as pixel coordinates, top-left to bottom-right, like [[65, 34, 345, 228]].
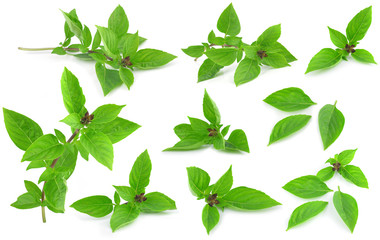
[[18, 47, 56, 51]]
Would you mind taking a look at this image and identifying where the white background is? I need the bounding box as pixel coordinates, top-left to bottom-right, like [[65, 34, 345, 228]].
[[0, 0, 379, 239]]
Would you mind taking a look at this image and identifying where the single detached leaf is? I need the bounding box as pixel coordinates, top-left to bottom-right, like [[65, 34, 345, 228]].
[[305, 48, 342, 73], [95, 62, 123, 96], [44, 176, 67, 212], [182, 45, 205, 58], [234, 58, 260, 86], [198, 58, 223, 82], [202, 204, 220, 234], [316, 167, 335, 181], [203, 90, 221, 125], [119, 67, 135, 90], [339, 165, 368, 188], [346, 6, 372, 44], [318, 102, 345, 150], [283, 175, 332, 199], [212, 166, 233, 197], [217, 3, 240, 36], [22, 134, 64, 162], [3, 108, 43, 151], [205, 48, 237, 66], [110, 204, 140, 232], [70, 195, 113, 218], [132, 49, 176, 69], [333, 188, 358, 233], [186, 167, 210, 198], [263, 87, 316, 112], [129, 150, 152, 194], [93, 117, 140, 144], [328, 27, 348, 48], [61, 67, 86, 114], [91, 104, 125, 124], [80, 130, 113, 170], [338, 149, 357, 165], [268, 115, 311, 145], [222, 187, 280, 210], [226, 129, 249, 153], [287, 201, 328, 230], [113, 186, 136, 202], [140, 192, 176, 213], [351, 49, 377, 64], [11, 193, 41, 209], [108, 5, 129, 38], [257, 24, 281, 47]]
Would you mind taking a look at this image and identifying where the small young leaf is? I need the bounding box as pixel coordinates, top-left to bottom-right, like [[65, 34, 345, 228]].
[[61, 67, 86, 114], [263, 87, 316, 112], [122, 31, 139, 58], [287, 201, 328, 230], [305, 48, 342, 73], [54, 129, 66, 143], [95, 63, 123, 96], [198, 58, 223, 82], [203, 90, 221, 125], [268, 115, 311, 145], [186, 167, 210, 198], [257, 24, 281, 47], [113, 186, 136, 202], [91, 104, 125, 125], [316, 167, 334, 181], [222, 186, 281, 210], [114, 192, 120, 205], [202, 204, 220, 234], [132, 49, 176, 69], [205, 48, 237, 66], [351, 49, 376, 64], [211, 166, 233, 197], [140, 192, 176, 213], [346, 6, 372, 44], [129, 150, 152, 194], [188, 117, 210, 135], [333, 188, 358, 233], [22, 134, 64, 162], [182, 45, 205, 58], [52, 47, 66, 55], [82, 25, 92, 48], [328, 27, 348, 48], [80, 130, 113, 170], [110, 204, 140, 232], [24, 180, 42, 200], [3, 108, 43, 151], [70, 195, 113, 218], [60, 113, 83, 129], [221, 125, 230, 137], [234, 58, 260, 86], [338, 149, 357, 165], [226, 129, 249, 153], [61, 10, 83, 41], [91, 30, 101, 50], [108, 5, 129, 38], [217, 3, 240, 36], [11, 193, 41, 209], [283, 175, 332, 199], [318, 102, 345, 150], [339, 165, 368, 188]]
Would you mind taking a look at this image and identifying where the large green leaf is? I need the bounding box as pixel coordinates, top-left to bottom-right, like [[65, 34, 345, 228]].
[[44, 176, 67, 212], [287, 201, 328, 230], [212, 166, 233, 197], [339, 165, 368, 188], [80, 130, 113, 170], [226, 129, 249, 153], [234, 58, 260, 86], [203, 90, 221, 125], [205, 48, 237, 66], [132, 49, 176, 69], [318, 102, 345, 150], [328, 27, 348, 48], [346, 6, 372, 44], [198, 58, 223, 82], [186, 167, 210, 198], [257, 24, 281, 46], [96, 26, 120, 57], [95, 63, 123, 96], [305, 48, 342, 73], [110, 204, 140, 232], [61, 67, 86, 115], [283, 175, 332, 199], [217, 3, 240, 36], [92, 117, 140, 144], [108, 5, 129, 38], [140, 192, 176, 213], [22, 134, 64, 162], [129, 150, 152, 194], [264, 87, 316, 112], [91, 104, 125, 125], [269, 115, 311, 145], [333, 188, 358, 233]]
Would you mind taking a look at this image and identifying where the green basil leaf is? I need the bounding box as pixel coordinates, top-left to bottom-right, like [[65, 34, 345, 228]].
[[205, 48, 237, 66], [60, 113, 83, 129], [3, 108, 43, 151], [266, 42, 297, 63], [54, 144, 78, 179], [318, 102, 345, 150], [333, 188, 358, 233], [91, 30, 101, 50], [80, 130, 113, 170], [182, 45, 205, 58], [203, 90, 221, 125], [269, 115, 311, 145], [22, 134, 64, 162], [217, 3, 240, 36], [108, 5, 129, 38], [91, 104, 125, 124], [226, 129, 249, 153], [129, 150, 152, 194], [60, 9, 83, 41], [70, 195, 113, 218], [132, 49, 176, 69], [44, 176, 67, 212], [305, 48, 342, 73], [91, 117, 140, 144], [52, 47, 66, 55], [346, 6, 372, 44], [95, 26, 119, 57], [212, 166, 233, 197], [54, 129, 66, 143], [257, 24, 281, 47], [140, 192, 176, 213], [174, 124, 193, 139], [234, 57, 260, 86], [113, 186, 136, 202], [316, 167, 334, 181], [338, 149, 357, 165], [339, 165, 368, 188], [283, 175, 332, 199], [110, 204, 140, 232], [202, 204, 220, 234], [24, 180, 42, 200], [198, 58, 223, 82], [287, 201, 328, 230], [26, 160, 48, 171], [114, 192, 121, 205], [262, 53, 290, 68], [122, 31, 139, 58], [212, 133, 225, 150], [264, 87, 316, 112], [351, 49, 377, 64], [82, 25, 92, 48], [221, 125, 230, 137], [222, 186, 280, 210], [11, 193, 41, 209], [188, 117, 210, 135], [61, 67, 86, 114], [164, 135, 206, 151], [186, 167, 210, 198], [75, 141, 89, 160], [328, 27, 348, 48], [95, 62, 123, 96]]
